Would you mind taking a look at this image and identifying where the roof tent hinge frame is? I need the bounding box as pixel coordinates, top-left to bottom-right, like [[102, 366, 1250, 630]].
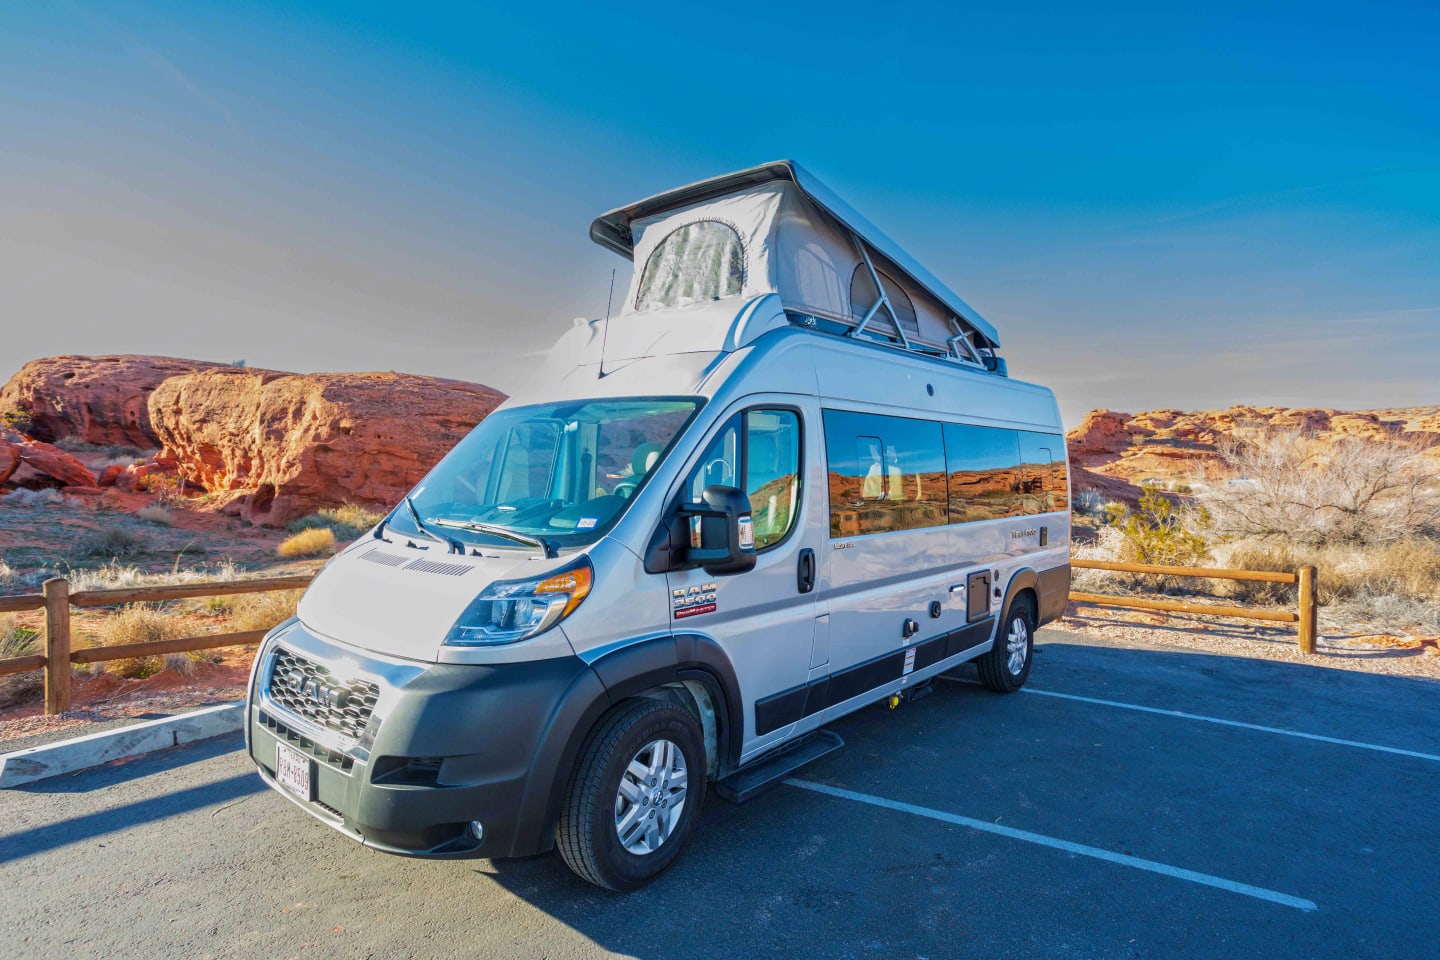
[[945, 317, 987, 367], [848, 236, 912, 350]]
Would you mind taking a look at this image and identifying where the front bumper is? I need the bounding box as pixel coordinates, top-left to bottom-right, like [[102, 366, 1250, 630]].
[[246, 621, 603, 859]]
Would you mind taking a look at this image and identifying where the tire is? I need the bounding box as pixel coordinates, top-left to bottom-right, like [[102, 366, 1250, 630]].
[[557, 698, 707, 891], [978, 596, 1035, 693]]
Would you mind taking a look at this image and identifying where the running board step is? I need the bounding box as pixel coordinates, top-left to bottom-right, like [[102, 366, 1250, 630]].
[[713, 730, 844, 804]]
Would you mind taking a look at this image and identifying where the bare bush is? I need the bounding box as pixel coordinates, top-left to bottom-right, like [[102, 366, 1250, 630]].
[[1197, 429, 1440, 546], [226, 590, 303, 632], [95, 604, 185, 678]]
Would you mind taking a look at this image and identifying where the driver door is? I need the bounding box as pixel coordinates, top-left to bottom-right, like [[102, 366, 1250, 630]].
[[665, 399, 823, 762]]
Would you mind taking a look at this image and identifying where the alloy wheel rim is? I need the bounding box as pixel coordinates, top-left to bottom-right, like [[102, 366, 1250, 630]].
[[1006, 617, 1029, 675], [614, 738, 688, 855]]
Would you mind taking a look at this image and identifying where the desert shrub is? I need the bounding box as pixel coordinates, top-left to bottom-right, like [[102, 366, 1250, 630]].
[[226, 590, 303, 632], [0, 559, 17, 590], [4, 488, 63, 507], [0, 407, 33, 433], [278, 528, 336, 558], [136, 505, 174, 525], [1104, 484, 1211, 575], [0, 615, 43, 709], [1198, 429, 1440, 546], [288, 503, 385, 541], [92, 603, 184, 679], [139, 472, 186, 506], [1072, 490, 1110, 518], [163, 652, 198, 676], [80, 527, 146, 559]]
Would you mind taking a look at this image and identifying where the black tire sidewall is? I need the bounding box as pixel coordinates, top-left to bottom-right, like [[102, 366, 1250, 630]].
[[582, 704, 706, 890], [1001, 604, 1035, 690]]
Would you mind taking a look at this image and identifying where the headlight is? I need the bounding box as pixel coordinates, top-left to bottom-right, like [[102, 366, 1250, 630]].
[[444, 557, 593, 645]]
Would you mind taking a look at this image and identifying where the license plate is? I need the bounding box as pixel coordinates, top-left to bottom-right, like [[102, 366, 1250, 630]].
[[274, 742, 313, 800]]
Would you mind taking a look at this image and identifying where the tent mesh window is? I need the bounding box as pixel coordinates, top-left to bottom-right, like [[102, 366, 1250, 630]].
[[635, 220, 745, 311], [848, 265, 919, 341]]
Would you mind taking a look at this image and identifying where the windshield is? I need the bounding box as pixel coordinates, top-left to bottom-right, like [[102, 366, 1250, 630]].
[[387, 397, 701, 550]]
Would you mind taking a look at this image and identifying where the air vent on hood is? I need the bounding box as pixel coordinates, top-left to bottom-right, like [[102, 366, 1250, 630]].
[[359, 548, 408, 568], [404, 558, 473, 577]]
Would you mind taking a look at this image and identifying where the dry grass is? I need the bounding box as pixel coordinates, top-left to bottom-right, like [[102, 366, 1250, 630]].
[[0, 615, 43, 710], [66, 559, 242, 593], [223, 590, 303, 632], [92, 604, 185, 678], [278, 528, 335, 558], [80, 527, 147, 559], [4, 488, 63, 507], [288, 503, 386, 541], [135, 505, 174, 525]]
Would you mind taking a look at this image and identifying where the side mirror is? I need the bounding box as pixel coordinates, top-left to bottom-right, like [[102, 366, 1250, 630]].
[[679, 485, 756, 575]]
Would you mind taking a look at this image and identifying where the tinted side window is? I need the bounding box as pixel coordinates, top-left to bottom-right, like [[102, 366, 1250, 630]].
[[745, 410, 801, 549], [943, 423, 1021, 523], [1018, 431, 1069, 514], [824, 410, 946, 537], [684, 409, 802, 552]]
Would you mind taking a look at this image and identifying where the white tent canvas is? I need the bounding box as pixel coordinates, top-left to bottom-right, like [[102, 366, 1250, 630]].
[[592, 161, 1000, 359]]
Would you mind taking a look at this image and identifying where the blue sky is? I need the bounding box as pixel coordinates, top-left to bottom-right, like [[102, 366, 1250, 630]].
[[2, 1, 1436, 424]]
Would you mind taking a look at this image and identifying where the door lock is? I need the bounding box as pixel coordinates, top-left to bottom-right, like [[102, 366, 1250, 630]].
[[902, 618, 920, 639]]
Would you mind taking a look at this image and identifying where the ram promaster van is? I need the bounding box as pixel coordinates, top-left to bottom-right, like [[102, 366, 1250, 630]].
[[246, 161, 1070, 890]]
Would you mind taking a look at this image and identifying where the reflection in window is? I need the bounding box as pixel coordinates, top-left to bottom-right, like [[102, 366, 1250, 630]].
[[685, 409, 802, 551], [1019, 432, 1070, 514], [745, 410, 801, 549], [824, 410, 946, 537], [943, 423, 1021, 522], [635, 220, 745, 311]]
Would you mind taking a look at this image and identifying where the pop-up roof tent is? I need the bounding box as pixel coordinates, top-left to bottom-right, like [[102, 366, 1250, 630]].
[[590, 160, 1002, 369]]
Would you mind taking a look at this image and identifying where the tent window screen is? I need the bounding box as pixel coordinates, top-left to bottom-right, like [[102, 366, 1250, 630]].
[[849, 265, 919, 340], [635, 220, 745, 311]]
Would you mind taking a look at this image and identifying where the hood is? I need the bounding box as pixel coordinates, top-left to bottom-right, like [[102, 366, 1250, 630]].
[[296, 540, 547, 662]]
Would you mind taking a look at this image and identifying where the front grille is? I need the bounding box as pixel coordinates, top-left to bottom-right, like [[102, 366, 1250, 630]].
[[259, 710, 355, 772], [267, 648, 380, 741]]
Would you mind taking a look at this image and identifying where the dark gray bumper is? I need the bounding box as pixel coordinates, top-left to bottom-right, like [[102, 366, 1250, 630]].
[[246, 623, 608, 859]]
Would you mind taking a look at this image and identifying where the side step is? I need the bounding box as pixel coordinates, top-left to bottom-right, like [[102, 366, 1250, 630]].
[[712, 729, 844, 804]]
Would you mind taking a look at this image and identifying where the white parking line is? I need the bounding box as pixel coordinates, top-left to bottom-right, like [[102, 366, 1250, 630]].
[[786, 779, 1319, 912], [1019, 687, 1440, 764]]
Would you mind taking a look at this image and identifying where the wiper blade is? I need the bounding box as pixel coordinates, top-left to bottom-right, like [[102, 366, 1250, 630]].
[[431, 518, 557, 558], [403, 496, 464, 554]]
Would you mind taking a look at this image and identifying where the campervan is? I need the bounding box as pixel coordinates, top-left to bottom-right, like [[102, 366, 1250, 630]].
[[245, 161, 1071, 890]]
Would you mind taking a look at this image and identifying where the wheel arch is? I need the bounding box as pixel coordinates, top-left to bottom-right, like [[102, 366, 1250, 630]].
[[512, 634, 743, 857]]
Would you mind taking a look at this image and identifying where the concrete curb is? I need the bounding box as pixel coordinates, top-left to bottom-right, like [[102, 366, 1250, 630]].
[[0, 702, 244, 788]]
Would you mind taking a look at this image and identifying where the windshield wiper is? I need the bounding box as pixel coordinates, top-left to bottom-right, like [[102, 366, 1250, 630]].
[[402, 496, 464, 554], [430, 518, 557, 558]]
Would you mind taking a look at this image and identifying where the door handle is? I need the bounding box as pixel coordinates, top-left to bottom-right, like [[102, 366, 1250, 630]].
[[948, 584, 966, 594], [797, 548, 816, 594]]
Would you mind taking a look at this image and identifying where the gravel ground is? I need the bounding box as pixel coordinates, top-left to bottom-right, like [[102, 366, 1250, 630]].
[[1060, 602, 1440, 680], [0, 683, 246, 753]]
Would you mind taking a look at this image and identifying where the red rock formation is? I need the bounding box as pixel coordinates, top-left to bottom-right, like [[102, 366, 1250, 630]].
[[0, 355, 230, 446], [7, 439, 97, 488], [0, 443, 17, 485], [1067, 410, 1135, 462], [147, 369, 506, 526]]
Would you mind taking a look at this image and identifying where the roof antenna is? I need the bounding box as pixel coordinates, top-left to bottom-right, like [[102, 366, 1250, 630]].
[[599, 268, 616, 378]]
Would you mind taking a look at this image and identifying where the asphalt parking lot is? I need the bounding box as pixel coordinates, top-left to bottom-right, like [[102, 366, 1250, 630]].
[[3, 627, 1438, 960]]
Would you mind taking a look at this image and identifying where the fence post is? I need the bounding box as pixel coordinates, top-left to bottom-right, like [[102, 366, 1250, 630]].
[[1297, 565, 1318, 656], [43, 578, 72, 715]]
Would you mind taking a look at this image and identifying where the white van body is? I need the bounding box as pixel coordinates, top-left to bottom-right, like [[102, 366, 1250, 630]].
[[246, 161, 1070, 889]]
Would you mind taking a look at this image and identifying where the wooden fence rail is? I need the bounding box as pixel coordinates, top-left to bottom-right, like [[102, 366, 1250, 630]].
[[0, 574, 317, 715], [1069, 559, 1319, 655], [1, 559, 1321, 717]]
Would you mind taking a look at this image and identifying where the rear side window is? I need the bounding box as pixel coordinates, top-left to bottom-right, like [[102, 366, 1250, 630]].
[[635, 220, 745, 311], [943, 423, 1022, 522], [1018, 432, 1069, 514], [685, 408, 802, 551], [823, 410, 946, 537]]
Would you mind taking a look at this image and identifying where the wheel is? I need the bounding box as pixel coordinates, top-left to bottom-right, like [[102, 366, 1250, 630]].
[[977, 597, 1035, 692], [557, 698, 707, 891]]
